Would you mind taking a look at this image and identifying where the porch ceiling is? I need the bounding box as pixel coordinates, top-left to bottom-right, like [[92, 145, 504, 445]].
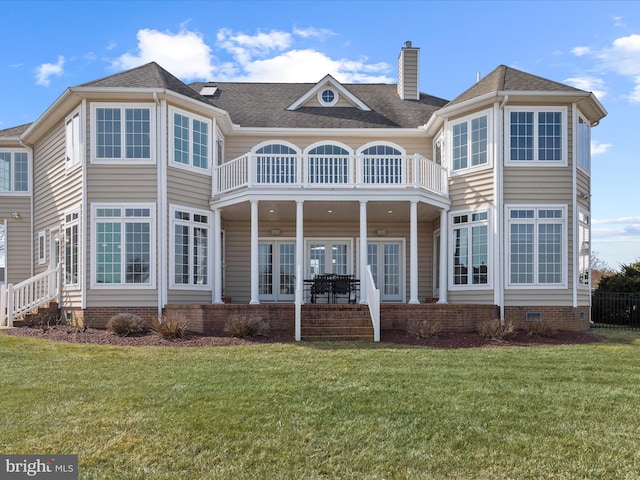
[[220, 200, 441, 223]]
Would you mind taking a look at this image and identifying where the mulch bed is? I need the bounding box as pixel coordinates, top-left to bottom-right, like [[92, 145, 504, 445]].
[[1, 325, 603, 349]]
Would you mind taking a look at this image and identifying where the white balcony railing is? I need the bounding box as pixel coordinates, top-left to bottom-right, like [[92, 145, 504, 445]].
[[215, 153, 448, 197]]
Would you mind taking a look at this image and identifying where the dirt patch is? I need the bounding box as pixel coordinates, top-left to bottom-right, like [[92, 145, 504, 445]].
[[1, 325, 603, 349]]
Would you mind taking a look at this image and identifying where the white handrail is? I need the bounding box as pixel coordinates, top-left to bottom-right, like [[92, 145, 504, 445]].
[[365, 265, 380, 342], [294, 265, 302, 341], [1, 265, 61, 327]]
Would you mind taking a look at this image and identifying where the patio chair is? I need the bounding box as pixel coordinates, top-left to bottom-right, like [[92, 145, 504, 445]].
[[332, 275, 354, 304], [311, 274, 332, 303]]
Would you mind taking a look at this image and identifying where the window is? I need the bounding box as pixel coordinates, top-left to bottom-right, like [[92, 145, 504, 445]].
[[317, 88, 338, 106], [38, 231, 46, 265], [65, 210, 80, 287], [65, 109, 81, 170], [0, 150, 29, 193], [306, 143, 350, 184], [578, 210, 590, 287], [451, 211, 489, 287], [577, 114, 590, 172], [507, 206, 566, 286], [171, 206, 209, 288], [450, 113, 489, 171], [507, 108, 566, 164], [93, 204, 154, 287], [92, 104, 154, 162], [360, 144, 404, 184], [171, 108, 211, 171], [254, 143, 298, 184]]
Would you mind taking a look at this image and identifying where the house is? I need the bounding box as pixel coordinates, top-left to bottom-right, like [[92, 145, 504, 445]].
[[0, 42, 606, 339]]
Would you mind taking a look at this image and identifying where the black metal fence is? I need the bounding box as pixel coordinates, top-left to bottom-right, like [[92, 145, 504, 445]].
[[592, 292, 640, 329]]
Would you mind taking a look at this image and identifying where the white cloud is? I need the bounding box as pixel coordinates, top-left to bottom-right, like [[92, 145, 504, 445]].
[[613, 15, 626, 27], [293, 26, 337, 40], [598, 34, 640, 77], [572, 46, 591, 56], [35, 56, 65, 86], [591, 140, 612, 155], [564, 75, 607, 99], [593, 217, 640, 225], [112, 28, 214, 80]]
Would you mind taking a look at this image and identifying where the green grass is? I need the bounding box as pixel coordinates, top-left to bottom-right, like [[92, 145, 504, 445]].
[[1, 330, 639, 479]]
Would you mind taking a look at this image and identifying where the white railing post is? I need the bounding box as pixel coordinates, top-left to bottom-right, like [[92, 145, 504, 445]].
[[0, 284, 6, 326], [7, 283, 14, 327], [365, 266, 380, 342], [295, 265, 302, 341]]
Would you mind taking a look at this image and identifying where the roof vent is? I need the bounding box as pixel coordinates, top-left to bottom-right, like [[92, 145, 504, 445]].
[[200, 85, 218, 96]]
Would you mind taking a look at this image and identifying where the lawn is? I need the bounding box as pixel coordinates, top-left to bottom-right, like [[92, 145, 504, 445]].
[[1, 330, 639, 479]]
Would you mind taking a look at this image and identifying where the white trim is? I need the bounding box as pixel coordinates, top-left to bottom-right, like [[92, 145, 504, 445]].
[[317, 87, 339, 107], [577, 207, 591, 290], [504, 106, 568, 167], [303, 140, 354, 156], [169, 204, 212, 291], [257, 238, 296, 302], [355, 237, 406, 303], [168, 106, 213, 175], [90, 202, 156, 289], [505, 204, 568, 289], [433, 228, 441, 298], [305, 238, 354, 278], [90, 102, 157, 165]]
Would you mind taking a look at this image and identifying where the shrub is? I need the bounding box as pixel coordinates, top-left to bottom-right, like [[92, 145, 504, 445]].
[[224, 313, 270, 338], [106, 313, 147, 336], [523, 317, 557, 337], [407, 318, 443, 338], [150, 312, 189, 339], [24, 309, 60, 331], [477, 318, 515, 340]]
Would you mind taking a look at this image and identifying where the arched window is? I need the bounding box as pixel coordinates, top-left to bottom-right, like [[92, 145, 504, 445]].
[[307, 144, 350, 184], [361, 144, 403, 184], [255, 143, 298, 184]]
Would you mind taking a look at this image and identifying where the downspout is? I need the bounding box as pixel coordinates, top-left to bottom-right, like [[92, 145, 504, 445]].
[[497, 95, 508, 322], [154, 91, 167, 320], [19, 139, 34, 278]]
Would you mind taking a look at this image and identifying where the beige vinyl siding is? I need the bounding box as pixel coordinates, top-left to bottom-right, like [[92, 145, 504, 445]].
[[503, 167, 573, 203], [576, 169, 590, 211], [32, 120, 84, 310], [168, 290, 212, 304], [223, 219, 433, 304], [1, 199, 31, 284], [166, 167, 211, 209], [504, 288, 572, 307], [304, 94, 354, 108], [449, 169, 494, 210]]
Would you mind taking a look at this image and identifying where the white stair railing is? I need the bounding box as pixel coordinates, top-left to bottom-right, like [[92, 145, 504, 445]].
[[364, 265, 381, 342], [0, 265, 61, 327], [294, 265, 302, 341]]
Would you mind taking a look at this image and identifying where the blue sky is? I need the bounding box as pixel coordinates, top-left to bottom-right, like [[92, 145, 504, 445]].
[[1, 0, 639, 269]]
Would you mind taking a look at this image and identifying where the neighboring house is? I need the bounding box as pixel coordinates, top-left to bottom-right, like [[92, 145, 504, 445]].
[[0, 42, 605, 336]]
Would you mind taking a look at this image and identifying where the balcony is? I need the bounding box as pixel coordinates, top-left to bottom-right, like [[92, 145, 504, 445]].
[[214, 153, 448, 197]]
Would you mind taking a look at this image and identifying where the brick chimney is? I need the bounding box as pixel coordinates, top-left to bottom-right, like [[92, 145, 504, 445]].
[[397, 41, 420, 100]]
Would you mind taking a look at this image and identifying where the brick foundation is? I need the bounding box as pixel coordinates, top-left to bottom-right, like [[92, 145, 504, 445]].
[[64, 307, 159, 330], [504, 306, 590, 332]]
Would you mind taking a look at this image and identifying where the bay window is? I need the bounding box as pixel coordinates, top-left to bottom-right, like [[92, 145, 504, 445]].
[[171, 108, 212, 171], [507, 206, 566, 287], [451, 211, 489, 287], [92, 104, 154, 162], [507, 107, 566, 164], [93, 204, 155, 287], [450, 111, 489, 172], [171, 206, 209, 288]]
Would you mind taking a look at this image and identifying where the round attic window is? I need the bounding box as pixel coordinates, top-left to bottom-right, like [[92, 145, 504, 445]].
[[318, 88, 338, 106]]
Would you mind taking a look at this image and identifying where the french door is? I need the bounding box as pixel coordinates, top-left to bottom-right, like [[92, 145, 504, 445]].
[[306, 240, 351, 277], [258, 241, 295, 301], [366, 241, 404, 302]]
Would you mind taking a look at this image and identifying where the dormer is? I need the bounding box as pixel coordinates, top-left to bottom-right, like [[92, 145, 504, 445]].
[[286, 74, 371, 111]]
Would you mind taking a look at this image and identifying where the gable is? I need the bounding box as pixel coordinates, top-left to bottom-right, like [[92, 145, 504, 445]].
[[286, 74, 371, 111]]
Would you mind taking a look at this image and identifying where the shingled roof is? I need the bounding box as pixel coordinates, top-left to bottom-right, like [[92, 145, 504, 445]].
[[0, 123, 32, 138], [188, 81, 448, 128], [446, 65, 585, 108]]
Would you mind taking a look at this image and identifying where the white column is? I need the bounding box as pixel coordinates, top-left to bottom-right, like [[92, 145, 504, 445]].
[[437, 209, 448, 304], [250, 200, 260, 304], [296, 200, 304, 298], [213, 208, 223, 304], [409, 201, 420, 304], [359, 200, 368, 304]]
